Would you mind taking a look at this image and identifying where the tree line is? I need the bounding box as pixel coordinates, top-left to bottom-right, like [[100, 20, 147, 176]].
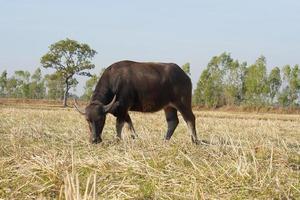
[[0, 39, 299, 108], [193, 53, 300, 108], [0, 67, 102, 101]]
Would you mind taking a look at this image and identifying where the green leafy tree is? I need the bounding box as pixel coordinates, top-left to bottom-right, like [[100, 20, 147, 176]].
[[81, 68, 105, 100], [281, 64, 300, 106], [244, 56, 269, 105], [181, 63, 191, 75], [41, 38, 97, 106], [282, 65, 292, 106], [193, 68, 220, 107], [13, 70, 31, 98], [193, 70, 205, 105], [29, 68, 46, 99], [44, 73, 65, 100], [0, 70, 8, 97], [81, 75, 98, 100], [193, 52, 246, 107], [6, 79, 15, 97], [278, 87, 289, 107], [193, 56, 223, 107], [222, 59, 247, 105], [6, 76, 19, 98], [268, 67, 281, 103], [290, 65, 300, 104]]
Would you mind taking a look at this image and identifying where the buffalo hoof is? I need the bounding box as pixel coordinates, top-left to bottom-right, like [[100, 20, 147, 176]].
[[196, 139, 210, 145], [91, 138, 102, 144], [130, 134, 138, 139], [191, 135, 209, 145]]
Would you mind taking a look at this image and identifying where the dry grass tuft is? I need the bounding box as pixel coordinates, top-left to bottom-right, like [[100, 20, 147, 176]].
[[0, 104, 299, 199]]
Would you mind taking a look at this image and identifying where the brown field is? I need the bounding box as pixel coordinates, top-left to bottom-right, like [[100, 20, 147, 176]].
[[0, 101, 299, 199]]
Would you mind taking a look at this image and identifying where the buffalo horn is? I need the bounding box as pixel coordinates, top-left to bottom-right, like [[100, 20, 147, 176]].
[[103, 95, 116, 113], [74, 99, 86, 115]]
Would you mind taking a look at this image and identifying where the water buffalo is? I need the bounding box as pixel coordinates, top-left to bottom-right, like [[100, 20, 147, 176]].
[[74, 60, 199, 144]]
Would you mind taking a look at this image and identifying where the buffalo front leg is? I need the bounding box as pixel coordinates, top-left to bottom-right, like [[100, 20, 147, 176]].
[[164, 107, 179, 140], [116, 117, 125, 139]]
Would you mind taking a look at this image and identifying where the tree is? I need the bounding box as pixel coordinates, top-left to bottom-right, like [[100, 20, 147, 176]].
[[244, 56, 269, 105], [290, 65, 300, 105], [81, 75, 98, 100], [193, 52, 246, 107], [29, 68, 46, 99], [41, 38, 97, 107], [193, 68, 220, 107], [222, 58, 246, 105], [278, 87, 289, 107], [268, 67, 281, 103], [281, 64, 300, 106], [181, 63, 191, 75], [193, 56, 224, 107], [44, 73, 65, 100], [81, 68, 105, 100], [14, 70, 31, 98], [0, 70, 7, 97]]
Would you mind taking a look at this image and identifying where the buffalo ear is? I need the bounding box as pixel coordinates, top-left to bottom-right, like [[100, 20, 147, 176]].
[[103, 95, 117, 113]]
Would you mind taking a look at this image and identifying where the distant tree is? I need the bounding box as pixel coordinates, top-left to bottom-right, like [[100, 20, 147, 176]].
[[193, 56, 223, 107], [181, 63, 191, 75], [268, 67, 281, 103], [278, 87, 289, 107], [29, 68, 46, 99], [281, 64, 300, 106], [0, 70, 7, 97], [193, 52, 246, 107], [5, 70, 30, 98], [81, 75, 98, 101], [244, 56, 269, 105], [41, 38, 97, 107], [1, 68, 46, 99], [14, 70, 31, 98], [44, 73, 65, 100], [81, 68, 105, 100], [222, 58, 246, 105], [6, 77, 18, 98], [291, 65, 300, 104], [193, 68, 220, 107], [31, 68, 42, 82], [193, 69, 206, 105]]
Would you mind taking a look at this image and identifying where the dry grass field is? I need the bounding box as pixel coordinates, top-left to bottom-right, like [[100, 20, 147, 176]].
[[0, 103, 299, 199]]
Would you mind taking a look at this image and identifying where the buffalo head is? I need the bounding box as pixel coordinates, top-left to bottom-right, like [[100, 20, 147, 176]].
[[74, 96, 116, 143]]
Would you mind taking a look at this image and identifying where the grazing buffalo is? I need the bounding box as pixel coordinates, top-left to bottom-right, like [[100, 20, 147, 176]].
[[74, 60, 199, 144]]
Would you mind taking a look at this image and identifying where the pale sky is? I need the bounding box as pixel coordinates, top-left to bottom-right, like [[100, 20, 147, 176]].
[[1, 0, 300, 95]]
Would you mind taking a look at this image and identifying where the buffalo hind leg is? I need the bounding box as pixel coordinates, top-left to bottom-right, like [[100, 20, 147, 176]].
[[164, 107, 179, 140], [125, 114, 138, 139], [177, 106, 198, 144]]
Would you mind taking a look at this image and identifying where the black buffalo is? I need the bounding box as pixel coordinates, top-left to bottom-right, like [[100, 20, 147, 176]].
[[75, 60, 199, 144]]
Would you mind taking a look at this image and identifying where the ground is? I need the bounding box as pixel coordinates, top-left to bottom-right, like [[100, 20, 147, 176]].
[[0, 103, 299, 199]]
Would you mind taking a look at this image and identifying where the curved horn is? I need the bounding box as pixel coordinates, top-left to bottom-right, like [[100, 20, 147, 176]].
[[74, 98, 86, 115], [103, 95, 116, 113]]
